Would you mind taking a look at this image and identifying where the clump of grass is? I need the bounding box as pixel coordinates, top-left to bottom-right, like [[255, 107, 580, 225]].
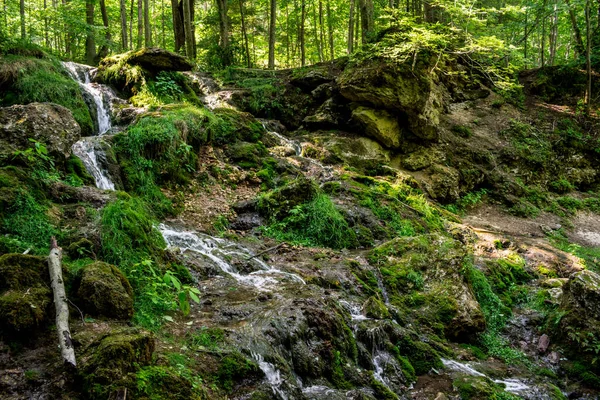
[[262, 193, 357, 249]]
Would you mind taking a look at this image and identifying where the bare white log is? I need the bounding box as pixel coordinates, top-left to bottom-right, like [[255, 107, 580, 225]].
[[48, 237, 76, 367]]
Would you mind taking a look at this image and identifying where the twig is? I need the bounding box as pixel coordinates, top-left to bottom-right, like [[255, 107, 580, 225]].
[[246, 243, 285, 260], [67, 298, 85, 324]]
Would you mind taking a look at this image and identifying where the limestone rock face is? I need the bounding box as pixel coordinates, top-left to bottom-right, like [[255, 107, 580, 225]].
[[351, 106, 402, 149], [77, 261, 134, 320], [127, 47, 193, 71], [0, 103, 81, 159], [561, 270, 600, 320], [338, 59, 443, 141]]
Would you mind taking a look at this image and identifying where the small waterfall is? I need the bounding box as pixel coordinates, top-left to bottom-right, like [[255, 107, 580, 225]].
[[252, 353, 288, 400], [261, 121, 302, 156], [72, 138, 115, 190], [63, 61, 117, 190], [441, 359, 532, 395], [63, 61, 112, 135], [159, 224, 305, 288]]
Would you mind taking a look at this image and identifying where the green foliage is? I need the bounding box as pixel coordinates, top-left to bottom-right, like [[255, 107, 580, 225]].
[[451, 124, 473, 138], [216, 352, 259, 392], [446, 189, 488, 214], [100, 196, 165, 267], [330, 350, 352, 389], [548, 229, 600, 272], [186, 327, 225, 351], [262, 193, 357, 249], [2, 191, 56, 253]]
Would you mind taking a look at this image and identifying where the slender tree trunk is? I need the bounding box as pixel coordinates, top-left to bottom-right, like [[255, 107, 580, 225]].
[[171, 0, 184, 51], [319, 0, 325, 60], [586, 0, 592, 110], [120, 0, 128, 49], [327, 0, 334, 60], [268, 0, 276, 69], [313, 0, 322, 62], [183, 0, 194, 57], [540, 13, 545, 66], [144, 0, 152, 46], [359, 0, 373, 44], [86, 0, 97, 64], [549, 2, 558, 66], [129, 0, 134, 48], [565, 0, 585, 57], [137, 0, 143, 48], [240, 0, 251, 67], [98, 0, 110, 61], [44, 0, 49, 47], [285, 3, 290, 67], [20, 0, 25, 39], [162, 0, 166, 48], [217, 0, 229, 48], [348, 0, 355, 54], [300, 0, 306, 66]]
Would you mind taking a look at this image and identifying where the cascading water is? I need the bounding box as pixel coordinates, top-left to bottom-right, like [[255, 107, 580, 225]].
[[252, 353, 288, 400], [63, 61, 112, 135], [72, 138, 115, 190], [63, 61, 116, 190], [158, 223, 305, 288]]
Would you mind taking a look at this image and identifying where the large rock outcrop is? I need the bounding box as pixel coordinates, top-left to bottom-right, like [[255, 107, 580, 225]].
[[351, 106, 402, 149], [126, 47, 193, 72], [338, 59, 443, 141], [0, 103, 81, 159]]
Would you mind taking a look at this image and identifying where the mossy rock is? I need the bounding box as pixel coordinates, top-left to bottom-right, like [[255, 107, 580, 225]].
[[395, 333, 443, 375], [78, 328, 155, 399], [257, 176, 319, 219], [226, 141, 268, 169], [363, 296, 390, 319], [425, 164, 461, 203], [66, 238, 95, 259], [452, 375, 495, 399], [0, 287, 52, 333], [0, 253, 48, 291], [77, 261, 134, 320], [351, 106, 402, 149], [216, 352, 262, 392], [403, 147, 443, 171], [135, 366, 200, 400]]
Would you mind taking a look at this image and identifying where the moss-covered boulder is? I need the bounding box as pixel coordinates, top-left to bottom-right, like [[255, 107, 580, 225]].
[[339, 59, 443, 141], [370, 235, 485, 340], [257, 177, 319, 219], [0, 254, 52, 334], [0, 102, 81, 159], [452, 375, 496, 399], [77, 327, 155, 399], [425, 164, 461, 203], [77, 262, 134, 320], [351, 106, 402, 149], [363, 296, 390, 319], [126, 47, 193, 72]]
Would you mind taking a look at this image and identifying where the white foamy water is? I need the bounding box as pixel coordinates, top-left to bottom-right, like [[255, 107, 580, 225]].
[[442, 358, 531, 395], [159, 224, 305, 288], [252, 352, 288, 400], [71, 138, 115, 190]]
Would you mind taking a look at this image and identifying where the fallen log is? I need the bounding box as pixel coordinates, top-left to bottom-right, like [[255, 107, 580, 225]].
[[48, 237, 76, 367]]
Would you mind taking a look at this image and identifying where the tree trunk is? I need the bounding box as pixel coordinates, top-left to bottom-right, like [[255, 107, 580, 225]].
[[565, 0, 585, 57], [348, 0, 355, 54], [216, 0, 229, 48], [48, 238, 76, 368], [98, 0, 110, 61], [313, 0, 322, 62], [586, 0, 592, 110], [44, 0, 49, 48], [548, 2, 558, 66], [129, 0, 134, 48], [171, 0, 184, 51], [183, 0, 194, 57], [240, 0, 251, 67], [359, 0, 373, 44], [319, 0, 325, 60], [268, 0, 276, 69], [137, 0, 143, 48], [540, 13, 545, 66], [144, 0, 152, 46], [327, 0, 334, 60], [300, 0, 306, 66], [120, 0, 128, 49], [85, 0, 96, 64], [20, 0, 25, 39]]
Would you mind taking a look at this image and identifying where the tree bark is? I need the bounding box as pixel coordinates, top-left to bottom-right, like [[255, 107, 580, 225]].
[[137, 0, 143, 48], [300, 0, 306, 66], [565, 0, 585, 57], [319, 0, 325, 60], [359, 0, 373, 45], [240, 0, 251, 67], [313, 0, 322, 62], [327, 0, 334, 60], [20, 0, 25, 39], [586, 0, 592, 110], [144, 0, 152, 46], [85, 0, 96, 65], [120, 0, 128, 49], [348, 0, 355, 54], [183, 0, 194, 57], [98, 0, 110, 61], [171, 0, 184, 51], [268, 0, 276, 69], [129, 0, 134, 48], [48, 238, 76, 368]]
